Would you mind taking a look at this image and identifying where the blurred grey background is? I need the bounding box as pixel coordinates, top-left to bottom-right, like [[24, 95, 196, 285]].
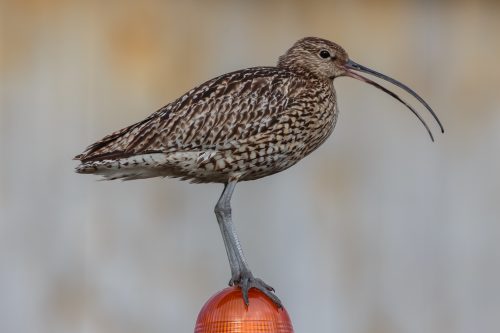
[[1, 0, 499, 332]]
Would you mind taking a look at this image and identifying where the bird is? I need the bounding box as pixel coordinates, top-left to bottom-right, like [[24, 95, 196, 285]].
[[74, 37, 444, 307]]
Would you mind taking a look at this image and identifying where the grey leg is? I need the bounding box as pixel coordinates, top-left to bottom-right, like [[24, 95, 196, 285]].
[[214, 180, 282, 307], [215, 181, 242, 281]]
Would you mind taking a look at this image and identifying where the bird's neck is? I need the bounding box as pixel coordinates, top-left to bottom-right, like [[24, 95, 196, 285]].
[[277, 58, 331, 84], [277, 54, 312, 76]]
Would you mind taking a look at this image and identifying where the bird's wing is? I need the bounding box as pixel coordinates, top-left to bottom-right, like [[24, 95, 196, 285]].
[[75, 67, 306, 162]]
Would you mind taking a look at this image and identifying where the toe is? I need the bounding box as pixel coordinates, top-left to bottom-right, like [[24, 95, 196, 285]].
[[251, 281, 282, 308], [255, 277, 275, 292], [240, 277, 250, 306], [231, 271, 282, 307]]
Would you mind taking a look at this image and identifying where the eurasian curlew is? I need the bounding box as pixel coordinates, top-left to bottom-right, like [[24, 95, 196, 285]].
[[75, 37, 444, 307]]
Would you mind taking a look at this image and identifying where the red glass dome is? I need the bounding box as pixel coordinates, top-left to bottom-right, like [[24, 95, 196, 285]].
[[194, 287, 294, 333]]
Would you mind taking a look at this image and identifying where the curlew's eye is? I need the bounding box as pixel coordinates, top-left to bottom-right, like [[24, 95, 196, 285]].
[[319, 50, 331, 59]]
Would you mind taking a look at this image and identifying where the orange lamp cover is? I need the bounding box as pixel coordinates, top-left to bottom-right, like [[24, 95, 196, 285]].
[[194, 287, 294, 333]]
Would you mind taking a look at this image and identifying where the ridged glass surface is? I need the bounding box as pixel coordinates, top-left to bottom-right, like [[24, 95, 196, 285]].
[[194, 287, 293, 333]]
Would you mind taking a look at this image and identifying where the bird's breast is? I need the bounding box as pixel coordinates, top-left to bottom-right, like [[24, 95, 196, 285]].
[[286, 87, 338, 158]]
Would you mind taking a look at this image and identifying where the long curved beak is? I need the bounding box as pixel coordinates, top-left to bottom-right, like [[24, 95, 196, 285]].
[[344, 59, 444, 142]]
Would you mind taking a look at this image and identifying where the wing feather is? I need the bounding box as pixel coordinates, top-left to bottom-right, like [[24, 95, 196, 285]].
[[75, 67, 306, 162]]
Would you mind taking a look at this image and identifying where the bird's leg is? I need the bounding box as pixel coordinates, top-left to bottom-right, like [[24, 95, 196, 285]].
[[214, 181, 282, 307]]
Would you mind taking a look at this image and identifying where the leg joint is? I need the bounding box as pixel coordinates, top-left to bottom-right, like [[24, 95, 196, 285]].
[[214, 200, 231, 216]]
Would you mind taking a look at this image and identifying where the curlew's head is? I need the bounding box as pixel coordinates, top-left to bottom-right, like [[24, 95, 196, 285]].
[[278, 37, 350, 80], [278, 37, 444, 141]]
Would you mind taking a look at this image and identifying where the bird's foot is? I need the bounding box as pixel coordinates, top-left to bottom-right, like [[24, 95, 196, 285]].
[[229, 269, 282, 308]]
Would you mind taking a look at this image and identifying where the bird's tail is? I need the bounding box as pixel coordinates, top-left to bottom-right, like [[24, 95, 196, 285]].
[[75, 159, 118, 174], [75, 153, 170, 180]]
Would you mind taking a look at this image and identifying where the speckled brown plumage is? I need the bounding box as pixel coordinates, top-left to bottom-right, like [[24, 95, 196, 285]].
[[75, 37, 347, 183]]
